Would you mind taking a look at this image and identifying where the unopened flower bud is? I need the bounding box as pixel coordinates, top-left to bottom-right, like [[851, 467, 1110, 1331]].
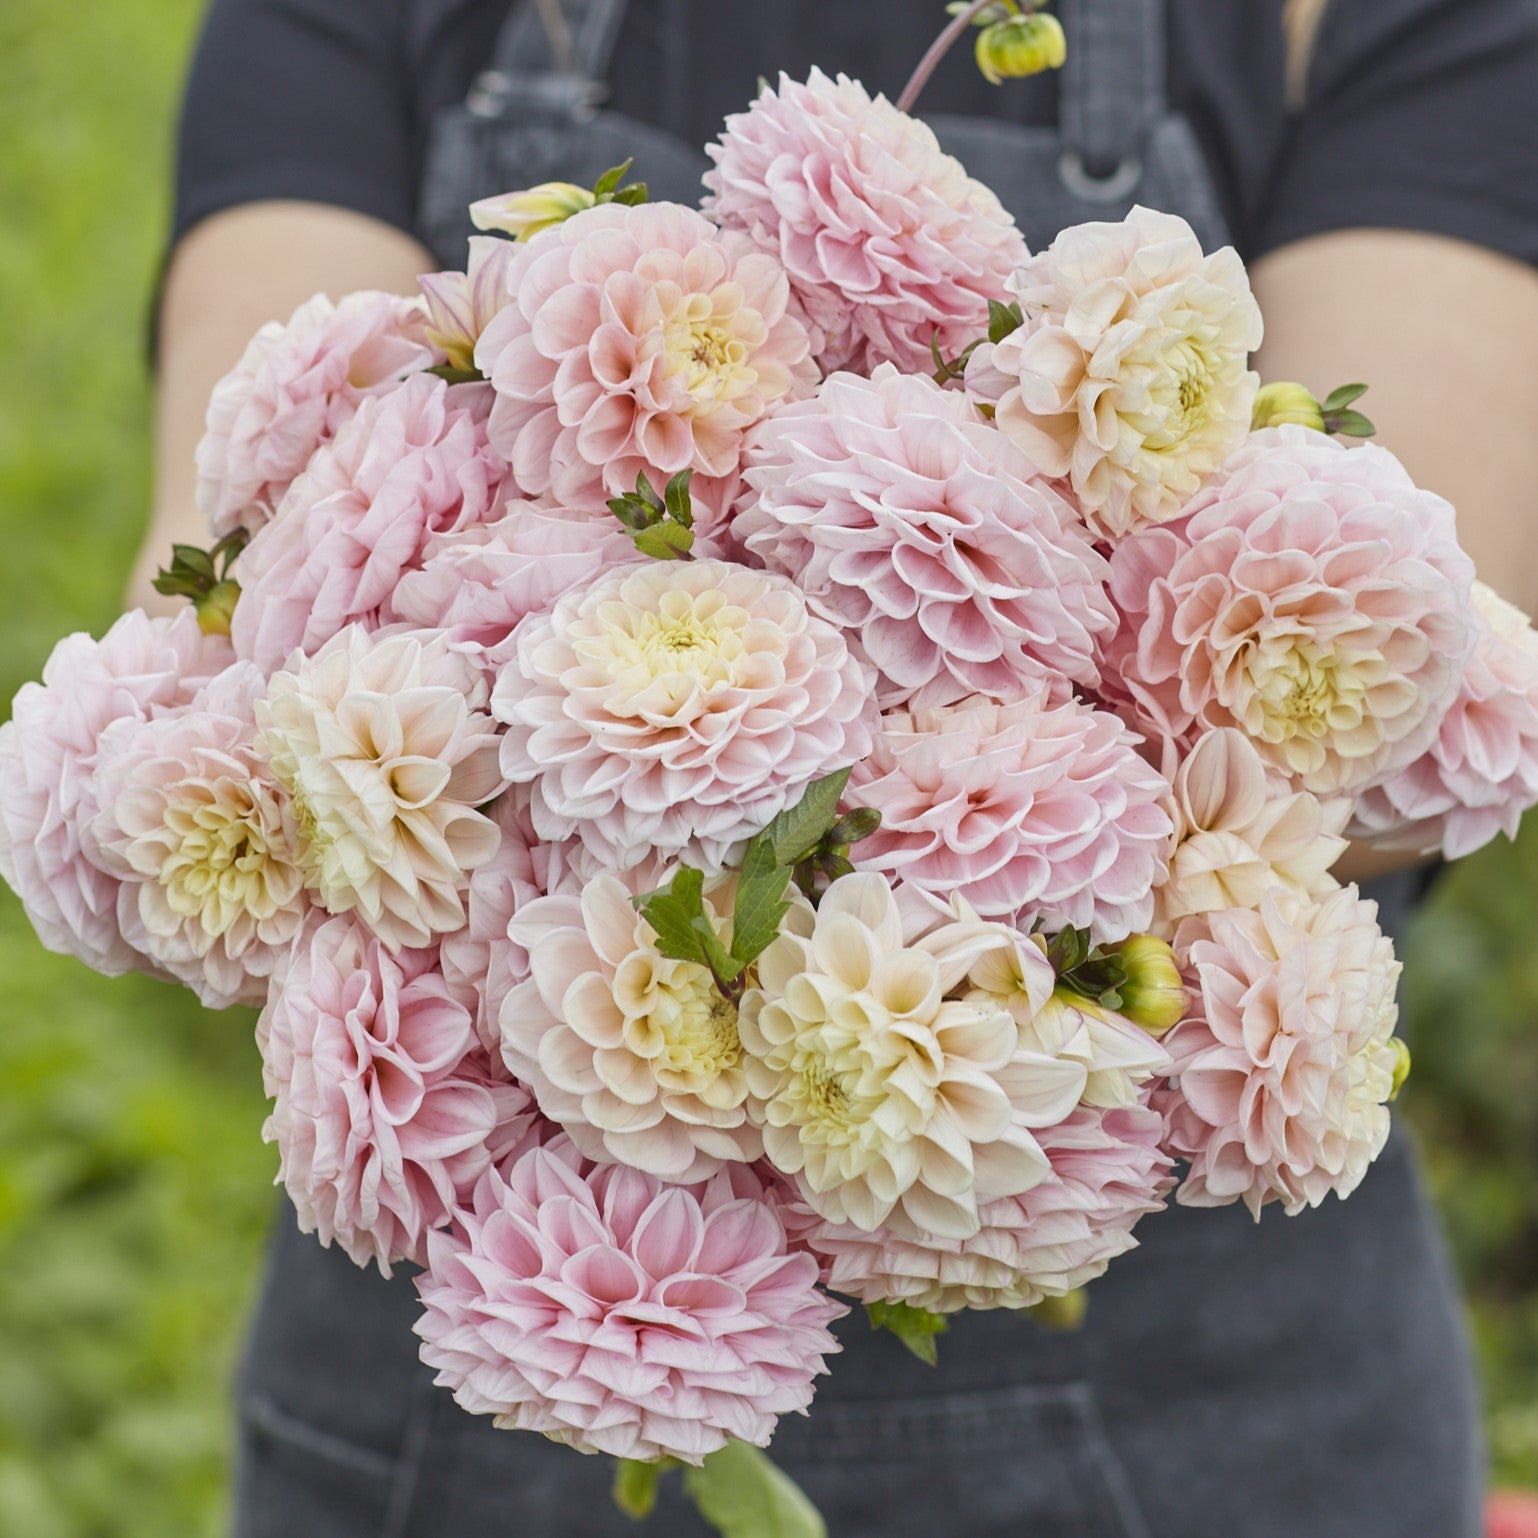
[[195, 579, 240, 638], [975, 13, 1068, 85], [1104, 934, 1187, 1036], [470, 182, 596, 241], [1252, 381, 1325, 433], [1026, 1288, 1088, 1332], [1389, 1036, 1411, 1101]]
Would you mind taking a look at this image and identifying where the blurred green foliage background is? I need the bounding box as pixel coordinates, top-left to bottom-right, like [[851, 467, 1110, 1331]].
[[1, 1, 1536, 1533]]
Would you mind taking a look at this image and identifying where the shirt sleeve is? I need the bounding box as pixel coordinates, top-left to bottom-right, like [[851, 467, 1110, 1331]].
[[1257, 0, 1538, 267], [171, 0, 419, 247]]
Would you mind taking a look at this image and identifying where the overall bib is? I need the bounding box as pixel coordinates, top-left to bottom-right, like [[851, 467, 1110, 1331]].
[[232, 3, 1485, 1532]]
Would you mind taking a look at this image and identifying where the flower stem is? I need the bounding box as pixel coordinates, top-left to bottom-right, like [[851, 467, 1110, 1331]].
[[898, 0, 1000, 112]]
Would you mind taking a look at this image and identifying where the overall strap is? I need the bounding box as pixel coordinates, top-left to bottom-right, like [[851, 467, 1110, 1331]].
[[467, 0, 631, 120], [1057, 0, 1164, 201]]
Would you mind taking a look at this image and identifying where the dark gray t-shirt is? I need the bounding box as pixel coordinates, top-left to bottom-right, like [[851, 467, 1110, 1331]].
[[171, 0, 1538, 268]]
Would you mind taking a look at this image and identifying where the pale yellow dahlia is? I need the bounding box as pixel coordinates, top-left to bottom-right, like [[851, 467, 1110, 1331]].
[[739, 874, 1090, 1240], [967, 207, 1262, 539]]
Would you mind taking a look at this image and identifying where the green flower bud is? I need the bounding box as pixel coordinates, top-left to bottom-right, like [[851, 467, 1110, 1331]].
[[469, 182, 596, 241], [1389, 1036, 1411, 1101], [194, 579, 240, 638], [1103, 934, 1188, 1036], [975, 13, 1067, 85], [1026, 1288, 1088, 1332], [1252, 381, 1326, 433]]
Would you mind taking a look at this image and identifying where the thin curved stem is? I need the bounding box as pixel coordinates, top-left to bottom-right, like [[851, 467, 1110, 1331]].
[[897, 0, 998, 113]]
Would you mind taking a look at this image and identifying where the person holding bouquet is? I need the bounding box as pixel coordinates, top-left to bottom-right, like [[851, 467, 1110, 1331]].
[[110, 0, 1538, 1533]]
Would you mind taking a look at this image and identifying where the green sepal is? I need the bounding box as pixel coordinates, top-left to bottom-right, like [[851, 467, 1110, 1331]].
[[663, 469, 696, 527], [426, 364, 486, 384], [987, 298, 1024, 343], [865, 1300, 950, 1366], [592, 159, 635, 199], [1324, 408, 1377, 439], [613, 1457, 675, 1520], [681, 1441, 828, 1538], [1024, 1289, 1089, 1332], [1321, 382, 1369, 412]]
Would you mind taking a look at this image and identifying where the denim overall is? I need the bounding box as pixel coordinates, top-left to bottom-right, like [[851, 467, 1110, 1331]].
[[232, 3, 1485, 1533]]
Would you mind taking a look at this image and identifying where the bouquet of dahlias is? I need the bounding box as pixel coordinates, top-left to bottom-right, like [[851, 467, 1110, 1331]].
[[7, 9, 1538, 1532]]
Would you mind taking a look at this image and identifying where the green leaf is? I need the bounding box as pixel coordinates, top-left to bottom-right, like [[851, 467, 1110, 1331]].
[[593, 159, 635, 199], [760, 769, 853, 868], [681, 1441, 827, 1538], [1322, 381, 1369, 412], [635, 471, 665, 514], [636, 868, 712, 969], [987, 298, 1024, 343], [865, 1300, 950, 1366], [632, 522, 695, 561], [613, 1458, 671, 1520], [729, 837, 793, 968], [663, 469, 695, 527], [1325, 408, 1377, 439], [692, 911, 745, 985], [611, 182, 649, 206]]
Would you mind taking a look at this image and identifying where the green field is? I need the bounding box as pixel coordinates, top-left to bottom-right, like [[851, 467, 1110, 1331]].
[[1, 2, 1536, 1532]]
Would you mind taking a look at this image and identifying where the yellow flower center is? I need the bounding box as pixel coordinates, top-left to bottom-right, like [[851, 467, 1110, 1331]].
[[617, 953, 744, 1096], [661, 289, 762, 411], [578, 587, 758, 718], [158, 792, 296, 937], [1246, 641, 1369, 745]]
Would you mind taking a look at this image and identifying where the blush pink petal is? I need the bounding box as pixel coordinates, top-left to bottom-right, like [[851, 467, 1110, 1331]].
[[414, 1145, 844, 1462]]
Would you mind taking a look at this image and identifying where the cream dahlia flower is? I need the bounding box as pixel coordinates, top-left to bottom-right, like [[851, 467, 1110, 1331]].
[[257, 627, 505, 950], [501, 871, 766, 1181], [846, 690, 1173, 942], [493, 558, 874, 868], [703, 70, 1029, 375], [1162, 886, 1402, 1217], [1158, 727, 1348, 930], [967, 207, 1262, 539], [474, 201, 817, 525], [799, 1102, 1172, 1312], [739, 874, 1091, 1240], [418, 237, 516, 373], [1105, 428, 1475, 795], [91, 664, 307, 1008]]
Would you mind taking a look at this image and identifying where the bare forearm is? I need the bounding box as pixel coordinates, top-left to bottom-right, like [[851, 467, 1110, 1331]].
[[131, 202, 436, 612]]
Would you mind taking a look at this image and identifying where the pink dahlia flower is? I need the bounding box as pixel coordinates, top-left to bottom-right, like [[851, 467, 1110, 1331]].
[[388, 500, 635, 679], [414, 1143, 845, 1462], [197, 291, 433, 540], [1350, 581, 1538, 859], [418, 237, 516, 373], [256, 626, 505, 951], [847, 690, 1173, 942], [965, 207, 1262, 540], [1104, 428, 1475, 794], [1161, 885, 1402, 1217], [493, 558, 873, 868], [0, 610, 230, 977], [473, 201, 817, 526], [501, 869, 766, 1181], [703, 70, 1028, 375], [801, 1103, 1171, 1311], [738, 367, 1116, 708], [257, 915, 500, 1273], [90, 662, 307, 1009], [232, 373, 509, 673]]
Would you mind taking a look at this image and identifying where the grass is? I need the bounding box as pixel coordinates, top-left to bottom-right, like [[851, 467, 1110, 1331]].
[[0, 2, 1536, 1533]]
